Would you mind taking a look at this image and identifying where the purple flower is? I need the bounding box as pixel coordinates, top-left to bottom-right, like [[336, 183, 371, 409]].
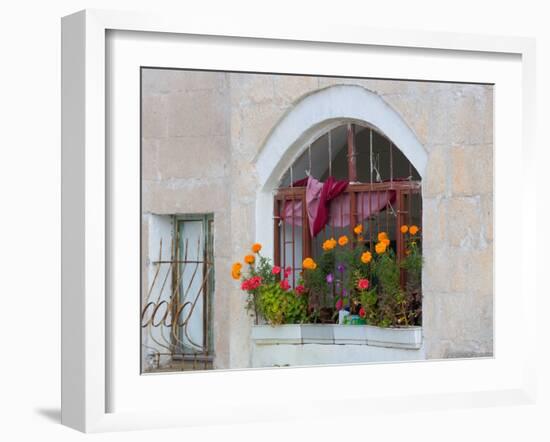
[[337, 263, 345, 273], [326, 273, 334, 284]]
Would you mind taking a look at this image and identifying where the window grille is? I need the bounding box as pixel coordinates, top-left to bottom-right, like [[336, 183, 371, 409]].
[[141, 214, 214, 372], [273, 123, 422, 317]]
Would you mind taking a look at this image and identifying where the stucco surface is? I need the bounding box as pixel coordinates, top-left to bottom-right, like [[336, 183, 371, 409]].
[[141, 69, 494, 367]]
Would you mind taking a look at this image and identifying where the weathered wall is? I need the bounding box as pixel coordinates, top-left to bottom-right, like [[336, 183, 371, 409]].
[[141, 68, 493, 367]]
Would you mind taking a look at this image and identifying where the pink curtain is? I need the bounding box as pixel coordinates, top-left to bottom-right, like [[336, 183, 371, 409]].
[[329, 190, 396, 227], [281, 177, 395, 236]]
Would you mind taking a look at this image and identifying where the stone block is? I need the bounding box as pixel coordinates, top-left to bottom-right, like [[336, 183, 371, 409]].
[[229, 73, 274, 105], [480, 194, 493, 242], [166, 89, 229, 137], [422, 197, 447, 249], [142, 178, 229, 214], [272, 75, 320, 106], [156, 135, 229, 180], [141, 138, 159, 180], [236, 102, 286, 156], [450, 144, 493, 196], [422, 247, 451, 293], [141, 94, 168, 139], [142, 69, 227, 95], [447, 197, 483, 249], [423, 148, 448, 197], [468, 246, 493, 295]]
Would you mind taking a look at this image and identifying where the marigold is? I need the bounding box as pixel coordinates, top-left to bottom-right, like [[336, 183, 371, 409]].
[[251, 243, 262, 253], [382, 238, 390, 247], [322, 237, 337, 251], [400, 225, 409, 234], [232, 262, 242, 272], [353, 224, 363, 235], [244, 254, 255, 265], [231, 262, 242, 279], [302, 257, 317, 270], [338, 235, 349, 246], [375, 241, 387, 254], [377, 231, 388, 242], [409, 225, 420, 235], [360, 251, 372, 264]]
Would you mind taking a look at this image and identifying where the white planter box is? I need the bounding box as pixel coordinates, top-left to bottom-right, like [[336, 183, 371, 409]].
[[332, 325, 368, 344], [251, 324, 422, 349], [365, 325, 423, 349], [250, 324, 302, 344], [301, 324, 334, 344]]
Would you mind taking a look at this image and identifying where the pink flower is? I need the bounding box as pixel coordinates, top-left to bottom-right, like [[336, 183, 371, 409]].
[[280, 279, 290, 291], [335, 298, 343, 311], [284, 266, 292, 278], [359, 307, 366, 318], [272, 266, 281, 275], [295, 285, 305, 295], [357, 278, 370, 290]]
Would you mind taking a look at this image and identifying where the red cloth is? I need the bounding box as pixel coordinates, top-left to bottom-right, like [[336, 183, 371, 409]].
[[311, 176, 349, 236], [281, 176, 348, 237]]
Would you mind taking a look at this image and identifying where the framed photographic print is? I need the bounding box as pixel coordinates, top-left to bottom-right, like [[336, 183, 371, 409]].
[[61, 9, 537, 432]]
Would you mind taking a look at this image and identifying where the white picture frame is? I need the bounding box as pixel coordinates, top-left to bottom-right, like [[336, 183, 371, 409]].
[[61, 9, 537, 433]]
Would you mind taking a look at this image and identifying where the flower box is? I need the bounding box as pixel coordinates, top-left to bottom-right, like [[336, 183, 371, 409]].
[[365, 325, 422, 350], [301, 324, 334, 344], [251, 324, 422, 349], [250, 324, 302, 345]]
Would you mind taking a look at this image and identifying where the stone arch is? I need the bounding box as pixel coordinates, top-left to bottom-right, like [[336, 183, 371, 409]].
[[254, 84, 427, 258]]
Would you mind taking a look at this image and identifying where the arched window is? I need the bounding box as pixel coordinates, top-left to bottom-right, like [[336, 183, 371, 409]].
[[273, 123, 422, 286]]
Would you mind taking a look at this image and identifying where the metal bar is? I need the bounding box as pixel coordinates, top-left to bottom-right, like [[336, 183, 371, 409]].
[[274, 181, 421, 199], [282, 193, 286, 271], [274, 198, 281, 267], [291, 195, 296, 288], [347, 123, 357, 182], [390, 140, 394, 183], [302, 191, 312, 263], [328, 130, 332, 177]]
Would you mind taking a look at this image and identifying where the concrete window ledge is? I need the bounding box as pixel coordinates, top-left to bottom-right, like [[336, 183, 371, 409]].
[[251, 324, 422, 350]]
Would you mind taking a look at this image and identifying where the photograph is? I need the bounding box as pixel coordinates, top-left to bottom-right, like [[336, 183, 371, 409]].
[[140, 68, 494, 373]]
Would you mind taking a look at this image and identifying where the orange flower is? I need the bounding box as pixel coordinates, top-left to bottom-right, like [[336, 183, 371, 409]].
[[377, 231, 388, 242], [338, 235, 349, 246], [382, 238, 390, 247], [231, 262, 242, 280], [409, 225, 420, 235], [360, 251, 372, 264], [322, 237, 337, 251], [302, 257, 317, 270], [251, 243, 262, 253], [400, 225, 409, 234], [357, 235, 364, 242], [244, 254, 255, 265], [353, 224, 363, 235], [375, 241, 387, 254]]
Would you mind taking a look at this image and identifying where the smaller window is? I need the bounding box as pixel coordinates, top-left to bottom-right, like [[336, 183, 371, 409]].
[[142, 213, 214, 372]]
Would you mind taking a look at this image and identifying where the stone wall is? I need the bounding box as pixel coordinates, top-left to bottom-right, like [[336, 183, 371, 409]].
[[141, 68, 493, 367]]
